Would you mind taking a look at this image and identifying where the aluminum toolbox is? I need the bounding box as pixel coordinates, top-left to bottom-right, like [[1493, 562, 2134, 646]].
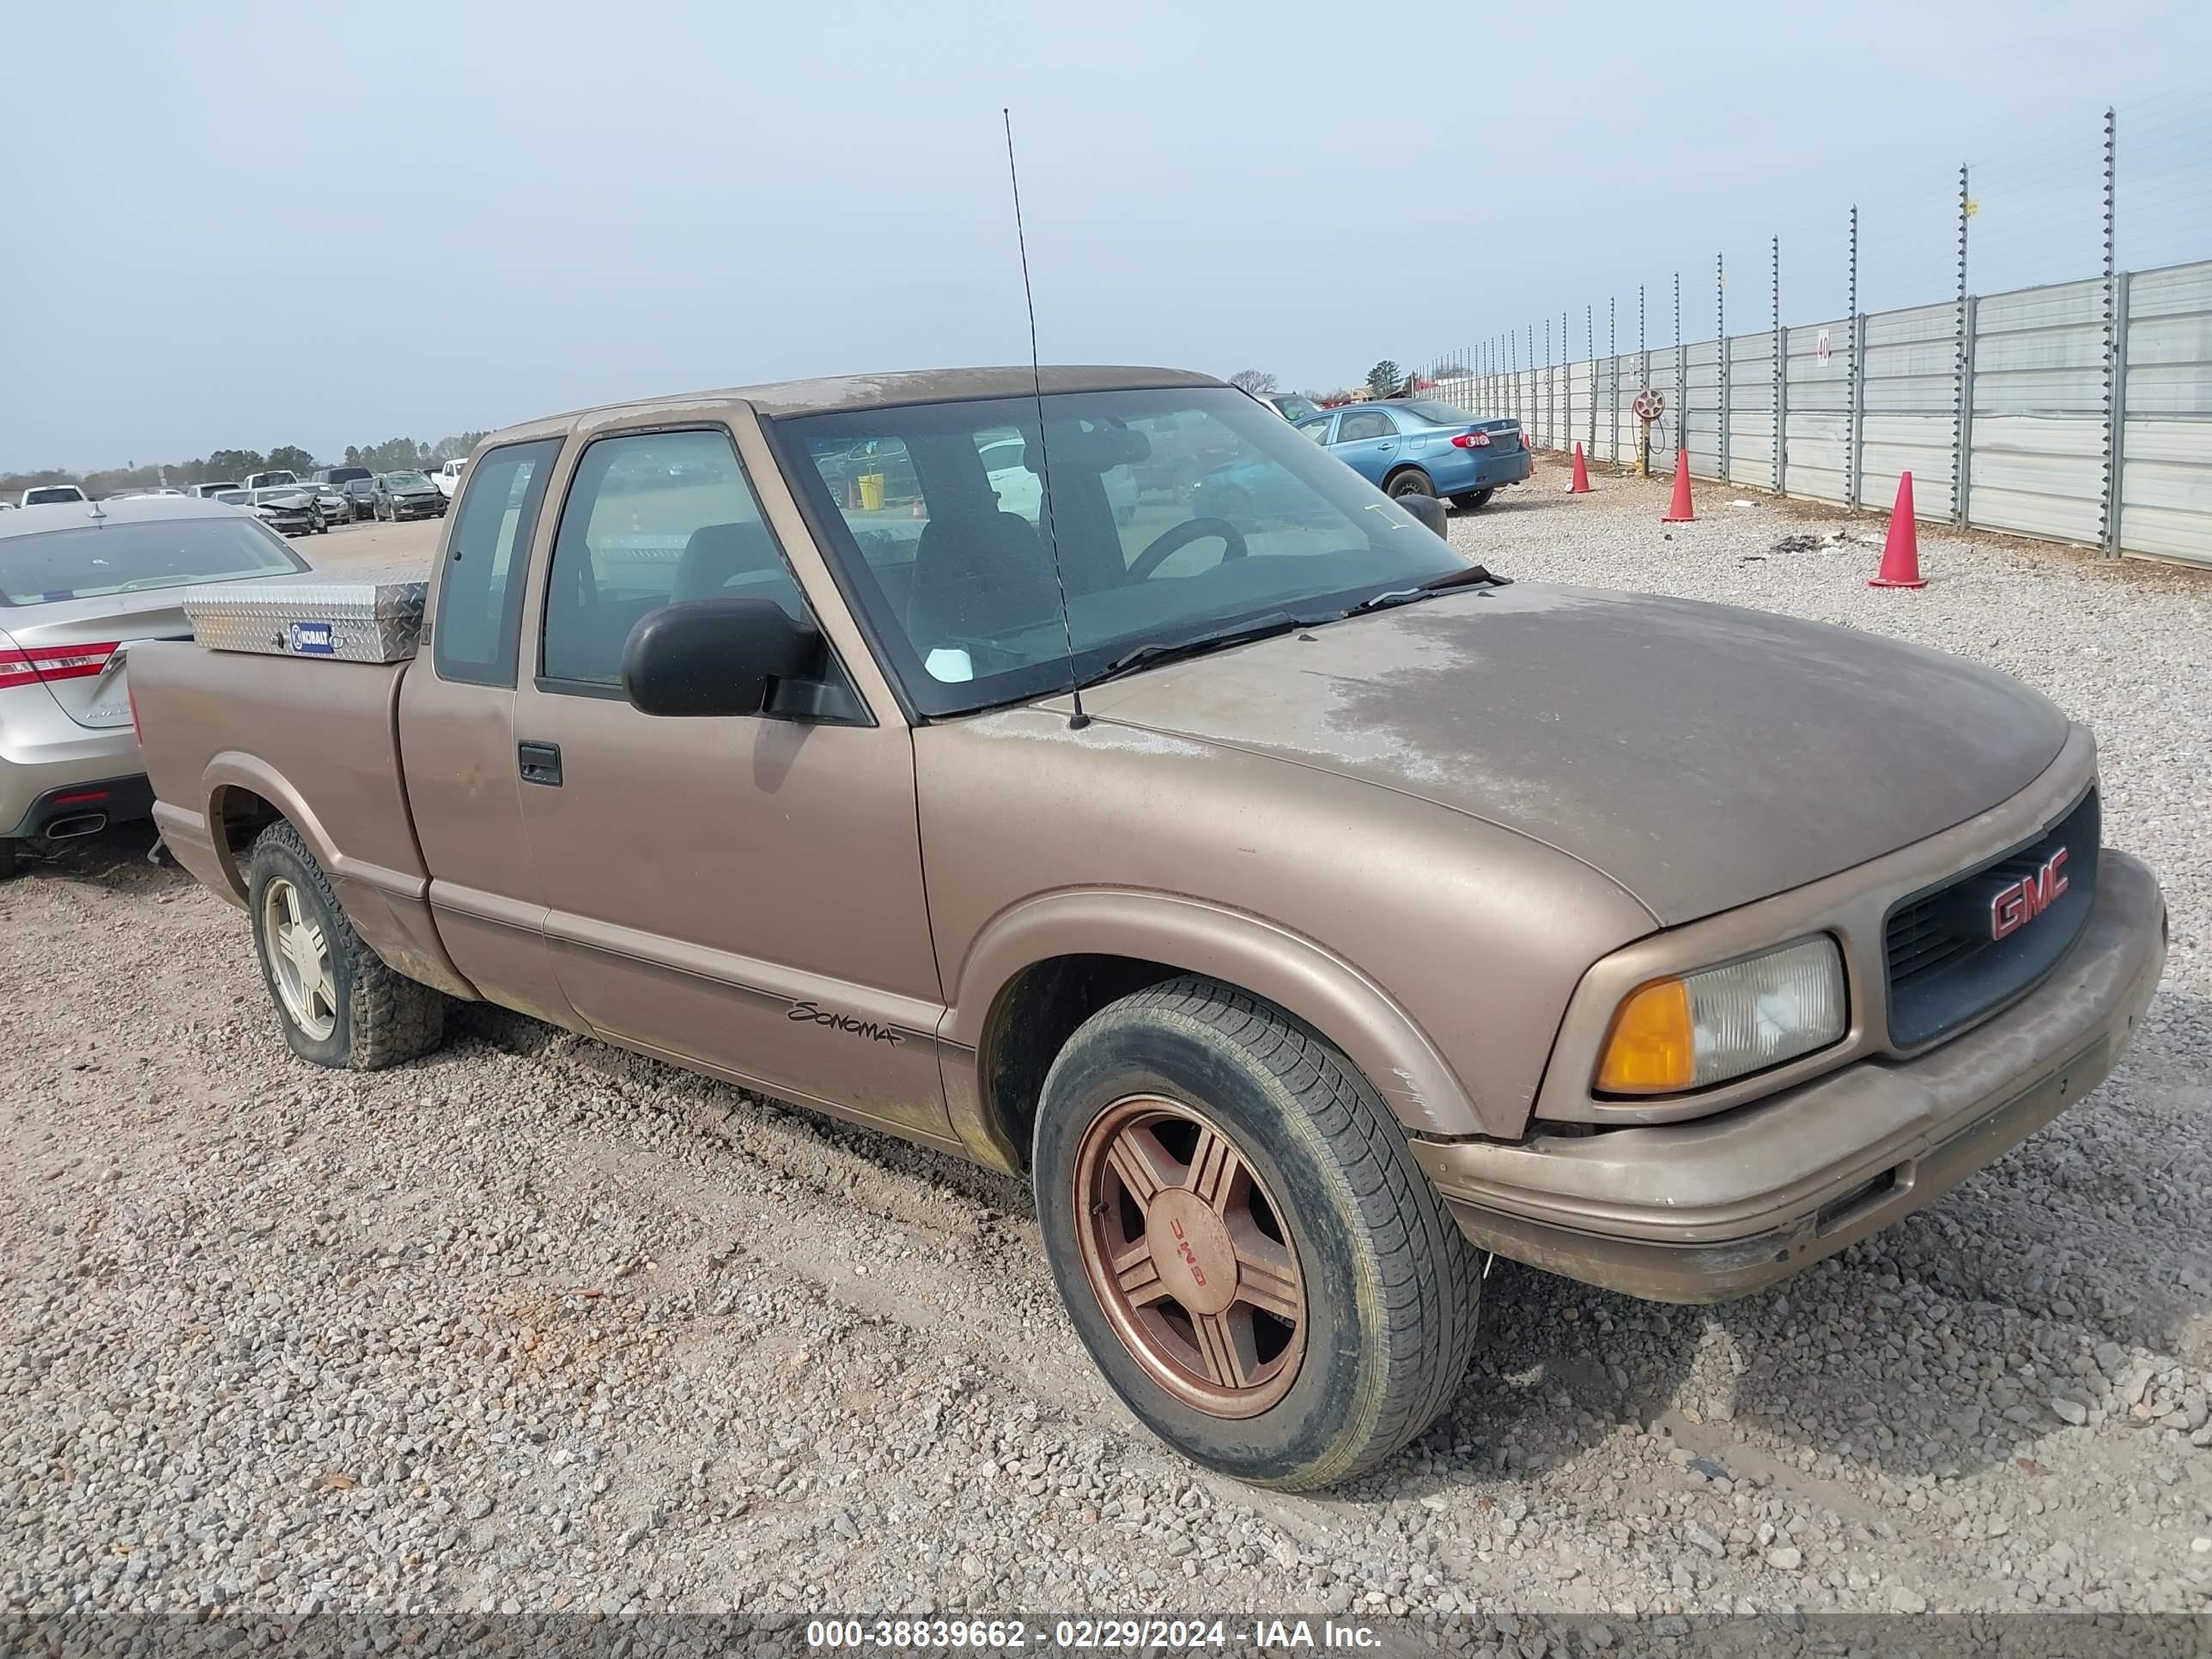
[[181, 568, 428, 664]]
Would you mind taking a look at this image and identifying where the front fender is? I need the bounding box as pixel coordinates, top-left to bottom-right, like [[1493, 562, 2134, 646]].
[[943, 887, 1483, 1138]]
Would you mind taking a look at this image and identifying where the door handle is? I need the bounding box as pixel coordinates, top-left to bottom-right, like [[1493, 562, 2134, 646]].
[[518, 740, 563, 787]]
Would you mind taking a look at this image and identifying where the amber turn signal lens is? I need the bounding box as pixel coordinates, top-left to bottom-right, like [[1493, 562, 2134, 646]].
[[1595, 976, 1696, 1093]]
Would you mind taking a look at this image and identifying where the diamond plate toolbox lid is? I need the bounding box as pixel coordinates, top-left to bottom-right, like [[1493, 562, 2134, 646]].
[[181, 566, 428, 663]]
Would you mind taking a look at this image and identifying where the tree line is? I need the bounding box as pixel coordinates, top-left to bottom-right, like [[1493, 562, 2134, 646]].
[[1229, 363, 1472, 406], [2, 431, 489, 501]]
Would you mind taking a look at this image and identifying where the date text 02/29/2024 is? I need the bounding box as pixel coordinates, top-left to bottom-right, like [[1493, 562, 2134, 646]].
[[804, 1618, 1383, 1650]]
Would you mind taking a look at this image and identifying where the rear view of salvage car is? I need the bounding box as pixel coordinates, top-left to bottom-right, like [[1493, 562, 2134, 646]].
[[1, 496, 307, 877], [129, 367, 2166, 1490]]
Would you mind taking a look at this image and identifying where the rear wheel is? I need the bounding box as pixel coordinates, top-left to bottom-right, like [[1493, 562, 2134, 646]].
[[1450, 489, 1496, 511], [246, 820, 447, 1070], [0, 838, 17, 880], [1386, 467, 1437, 500], [1034, 975, 1482, 1490]]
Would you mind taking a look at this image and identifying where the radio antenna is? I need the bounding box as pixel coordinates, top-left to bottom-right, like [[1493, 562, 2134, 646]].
[[1002, 107, 1089, 730]]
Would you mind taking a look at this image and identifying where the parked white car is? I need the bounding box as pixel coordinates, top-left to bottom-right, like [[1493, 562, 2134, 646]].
[[433, 458, 469, 499], [979, 435, 1139, 526]]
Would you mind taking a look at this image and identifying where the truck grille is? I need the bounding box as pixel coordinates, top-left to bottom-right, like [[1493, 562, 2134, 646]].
[[1883, 789, 2100, 1049]]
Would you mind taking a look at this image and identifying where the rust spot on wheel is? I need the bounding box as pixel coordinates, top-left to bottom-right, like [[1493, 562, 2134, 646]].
[[1073, 1093, 1306, 1419]]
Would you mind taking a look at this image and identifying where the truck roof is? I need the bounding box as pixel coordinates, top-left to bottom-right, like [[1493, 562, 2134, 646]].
[[481, 365, 1224, 448]]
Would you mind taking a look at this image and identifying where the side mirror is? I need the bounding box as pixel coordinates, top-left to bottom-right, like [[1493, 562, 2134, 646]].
[[622, 599, 823, 718], [1396, 493, 1449, 538]]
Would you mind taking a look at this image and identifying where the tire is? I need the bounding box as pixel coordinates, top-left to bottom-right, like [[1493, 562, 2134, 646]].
[[245, 819, 447, 1070], [0, 838, 17, 880], [1033, 975, 1482, 1490], [1385, 468, 1437, 500], [1449, 489, 1496, 511]]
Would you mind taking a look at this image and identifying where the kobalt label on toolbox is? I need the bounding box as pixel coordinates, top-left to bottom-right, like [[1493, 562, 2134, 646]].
[[287, 622, 335, 655]]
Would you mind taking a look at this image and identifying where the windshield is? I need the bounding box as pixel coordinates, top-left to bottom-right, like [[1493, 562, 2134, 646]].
[[385, 471, 431, 489], [1270, 394, 1321, 422], [775, 386, 1471, 717], [0, 517, 306, 605]]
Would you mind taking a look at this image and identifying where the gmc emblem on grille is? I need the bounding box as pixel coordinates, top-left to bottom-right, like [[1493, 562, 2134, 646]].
[[1991, 847, 2069, 941]]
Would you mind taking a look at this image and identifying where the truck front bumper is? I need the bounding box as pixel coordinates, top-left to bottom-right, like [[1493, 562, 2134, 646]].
[[1413, 850, 2166, 1304]]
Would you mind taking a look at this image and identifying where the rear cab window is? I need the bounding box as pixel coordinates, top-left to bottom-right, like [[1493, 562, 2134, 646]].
[[431, 439, 561, 685]]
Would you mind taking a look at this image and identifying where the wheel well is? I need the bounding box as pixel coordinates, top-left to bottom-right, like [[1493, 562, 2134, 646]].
[[981, 954, 1186, 1166], [210, 786, 284, 889], [1383, 464, 1429, 487]]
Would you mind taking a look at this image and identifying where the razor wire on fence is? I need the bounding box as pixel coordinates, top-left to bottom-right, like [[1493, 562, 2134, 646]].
[[1413, 89, 2212, 567]]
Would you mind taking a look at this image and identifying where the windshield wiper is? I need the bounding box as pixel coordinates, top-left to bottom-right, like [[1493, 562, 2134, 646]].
[[1339, 562, 1511, 618], [1084, 611, 1309, 688]]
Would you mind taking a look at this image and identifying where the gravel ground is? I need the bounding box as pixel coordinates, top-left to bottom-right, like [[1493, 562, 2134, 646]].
[[3, 463, 2210, 1632]]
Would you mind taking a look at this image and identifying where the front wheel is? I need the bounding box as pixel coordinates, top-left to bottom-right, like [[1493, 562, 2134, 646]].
[[1449, 489, 1495, 511], [1386, 468, 1437, 500], [1034, 976, 1482, 1490], [246, 820, 447, 1070]]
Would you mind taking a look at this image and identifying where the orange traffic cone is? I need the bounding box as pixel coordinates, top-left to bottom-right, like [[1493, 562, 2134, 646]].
[[1567, 442, 1591, 494], [1662, 451, 1695, 522], [1868, 472, 1926, 589]]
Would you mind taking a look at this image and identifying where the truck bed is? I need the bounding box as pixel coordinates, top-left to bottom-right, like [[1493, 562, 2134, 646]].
[[132, 640, 471, 998]]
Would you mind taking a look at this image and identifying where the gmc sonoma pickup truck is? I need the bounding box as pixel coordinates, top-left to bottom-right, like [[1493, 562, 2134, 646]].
[[133, 367, 2167, 1490]]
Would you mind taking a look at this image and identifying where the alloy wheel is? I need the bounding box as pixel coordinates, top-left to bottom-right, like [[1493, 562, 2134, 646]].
[[262, 876, 337, 1040], [1073, 1093, 1307, 1418]]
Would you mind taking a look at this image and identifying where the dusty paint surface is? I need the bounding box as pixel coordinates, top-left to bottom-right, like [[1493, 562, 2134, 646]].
[[1077, 581, 2071, 924]]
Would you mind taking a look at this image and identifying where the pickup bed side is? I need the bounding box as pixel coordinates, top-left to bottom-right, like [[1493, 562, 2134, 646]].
[[135, 641, 475, 1000]]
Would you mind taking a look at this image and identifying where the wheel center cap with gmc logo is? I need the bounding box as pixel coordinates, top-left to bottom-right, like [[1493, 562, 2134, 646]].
[[1147, 1191, 1237, 1316]]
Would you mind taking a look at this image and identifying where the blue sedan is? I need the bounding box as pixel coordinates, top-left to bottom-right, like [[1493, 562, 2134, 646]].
[[1299, 400, 1531, 509]]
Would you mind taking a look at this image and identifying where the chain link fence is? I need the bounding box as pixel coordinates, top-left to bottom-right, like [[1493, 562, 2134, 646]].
[[1418, 93, 2212, 567]]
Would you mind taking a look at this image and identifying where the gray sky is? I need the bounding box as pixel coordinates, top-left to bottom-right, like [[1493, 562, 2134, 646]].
[[4, 0, 2206, 470]]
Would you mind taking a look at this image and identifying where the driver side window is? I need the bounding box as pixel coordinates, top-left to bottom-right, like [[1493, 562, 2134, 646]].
[[540, 428, 809, 690], [1336, 410, 1393, 443]]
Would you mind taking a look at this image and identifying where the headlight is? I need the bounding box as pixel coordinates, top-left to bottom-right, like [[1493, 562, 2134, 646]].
[[1595, 935, 1846, 1094]]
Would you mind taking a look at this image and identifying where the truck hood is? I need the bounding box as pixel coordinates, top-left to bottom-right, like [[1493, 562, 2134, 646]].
[[1073, 582, 2071, 925]]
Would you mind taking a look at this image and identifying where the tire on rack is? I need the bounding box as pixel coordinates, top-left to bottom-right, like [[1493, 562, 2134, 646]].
[[1033, 974, 1483, 1490], [245, 819, 447, 1070], [1449, 488, 1495, 511], [1385, 467, 1437, 501]]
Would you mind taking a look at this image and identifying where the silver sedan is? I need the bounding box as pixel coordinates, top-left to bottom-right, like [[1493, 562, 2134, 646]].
[[0, 496, 310, 876]]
